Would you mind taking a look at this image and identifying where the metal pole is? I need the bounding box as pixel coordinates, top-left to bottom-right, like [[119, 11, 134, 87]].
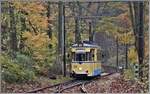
[[58, 1, 65, 76], [125, 31, 128, 69], [63, 4, 66, 77], [116, 36, 119, 68]]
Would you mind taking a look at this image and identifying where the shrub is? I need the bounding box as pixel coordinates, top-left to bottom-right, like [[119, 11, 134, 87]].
[[123, 68, 135, 80], [1, 54, 36, 83], [15, 52, 35, 69]]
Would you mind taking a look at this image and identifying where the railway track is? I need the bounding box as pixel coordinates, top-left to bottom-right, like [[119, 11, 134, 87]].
[[26, 66, 119, 93], [26, 79, 87, 93], [26, 79, 77, 93], [80, 72, 117, 93], [55, 80, 89, 93]]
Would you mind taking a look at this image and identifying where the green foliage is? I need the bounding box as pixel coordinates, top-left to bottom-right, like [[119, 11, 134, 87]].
[[14, 52, 35, 68], [123, 68, 135, 80], [1, 54, 36, 83]]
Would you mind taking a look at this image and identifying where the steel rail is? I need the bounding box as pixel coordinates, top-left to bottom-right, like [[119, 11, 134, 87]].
[[26, 79, 76, 93], [80, 72, 118, 93], [57, 80, 88, 93]]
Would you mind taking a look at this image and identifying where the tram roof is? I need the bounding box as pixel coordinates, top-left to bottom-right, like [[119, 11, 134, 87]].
[[71, 42, 99, 48]]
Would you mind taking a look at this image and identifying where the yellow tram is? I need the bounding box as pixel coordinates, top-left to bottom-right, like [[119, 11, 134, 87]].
[[70, 41, 102, 77]]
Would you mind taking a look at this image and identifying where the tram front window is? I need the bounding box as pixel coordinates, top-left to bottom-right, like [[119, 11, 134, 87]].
[[72, 51, 94, 62], [75, 53, 86, 61]]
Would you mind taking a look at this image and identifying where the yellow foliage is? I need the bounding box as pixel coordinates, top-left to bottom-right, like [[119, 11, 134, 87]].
[[13, 2, 50, 31], [22, 32, 50, 61], [128, 47, 138, 64], [50, 34, 57, 48], [22, 31, 32, 38], [14, 1, 45, 14], [118, 31, 134, 44], [27, 14, 48, 30]]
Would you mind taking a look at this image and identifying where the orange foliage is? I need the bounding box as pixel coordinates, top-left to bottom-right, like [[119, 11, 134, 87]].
[[14, 2, 45, 14]]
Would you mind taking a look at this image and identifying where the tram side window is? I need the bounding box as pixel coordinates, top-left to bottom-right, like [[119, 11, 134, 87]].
[[90, 49, 95, 61]]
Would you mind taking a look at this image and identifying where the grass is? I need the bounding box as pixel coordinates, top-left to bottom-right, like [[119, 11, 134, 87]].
[[35, 75, 73, 85], [49, 75, 73, 84]]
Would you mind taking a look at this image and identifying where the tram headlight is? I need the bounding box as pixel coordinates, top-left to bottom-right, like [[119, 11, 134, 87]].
[[79, 67, 82, 70]]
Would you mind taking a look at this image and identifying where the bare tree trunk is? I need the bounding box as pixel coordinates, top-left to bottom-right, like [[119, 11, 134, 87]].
[[0, 2, 1, 54], [138, 1, 144, 81], [128, 2, 138, 50], [9, 2, 17, 58], [19, 15, 26, 50], [47, 1, 52, 39], [129, 1, 144, 80]]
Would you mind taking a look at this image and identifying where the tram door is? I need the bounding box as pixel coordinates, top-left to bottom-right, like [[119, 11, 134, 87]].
[[90, 49, 95, 74]]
